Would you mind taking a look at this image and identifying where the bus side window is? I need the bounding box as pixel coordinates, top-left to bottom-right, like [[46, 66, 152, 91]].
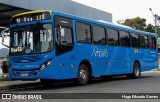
[[76, 22, 91, 43], [60, 27, 73, 45], [131, 33, 139, 48], [119, 31, 130, 47], [93, 25, 106, 45], [106, 28, 119, 46], [140, 35, 148, 49], [149, 36, 156, 50]]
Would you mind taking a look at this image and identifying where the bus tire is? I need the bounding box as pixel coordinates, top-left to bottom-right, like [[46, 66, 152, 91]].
[[40, 79, 54, 87], [77, 64, 89, 86], [128, 62, 141, 79]]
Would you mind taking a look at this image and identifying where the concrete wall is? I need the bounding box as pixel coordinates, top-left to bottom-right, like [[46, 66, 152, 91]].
[[0, 0, 112, 22]]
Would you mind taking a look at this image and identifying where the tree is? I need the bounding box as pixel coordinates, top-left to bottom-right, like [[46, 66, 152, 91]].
[[145, 24, 155, 33], [119, 17, 146, 31], [117, 17, 156, 34]]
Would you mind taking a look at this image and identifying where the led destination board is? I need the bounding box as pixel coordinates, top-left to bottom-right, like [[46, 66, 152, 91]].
[[11, 11, 51, 24]]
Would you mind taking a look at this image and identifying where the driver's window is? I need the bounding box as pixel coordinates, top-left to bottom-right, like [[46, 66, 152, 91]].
[[59, 27, 73, 45]]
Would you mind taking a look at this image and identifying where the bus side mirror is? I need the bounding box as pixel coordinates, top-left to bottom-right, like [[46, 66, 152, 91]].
[[1, 28, 10, 48]]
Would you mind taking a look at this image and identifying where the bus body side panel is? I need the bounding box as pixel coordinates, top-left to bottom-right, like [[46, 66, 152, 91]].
[[105, 46, 126, 75], [142, 49, 158, 71], [138, 49, 150, 72]]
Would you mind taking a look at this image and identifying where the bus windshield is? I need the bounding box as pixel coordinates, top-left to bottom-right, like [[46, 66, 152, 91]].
[[10, 23, 53, 55]]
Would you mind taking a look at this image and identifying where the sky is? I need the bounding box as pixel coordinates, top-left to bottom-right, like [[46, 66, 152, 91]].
[[72, 0, 160, 24]]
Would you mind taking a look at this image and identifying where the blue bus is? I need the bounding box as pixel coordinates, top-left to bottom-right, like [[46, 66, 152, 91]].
[[8, 10, 158, 86]]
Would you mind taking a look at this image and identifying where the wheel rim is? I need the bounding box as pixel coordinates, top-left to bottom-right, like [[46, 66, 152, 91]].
[[79, 69, 87, 83]]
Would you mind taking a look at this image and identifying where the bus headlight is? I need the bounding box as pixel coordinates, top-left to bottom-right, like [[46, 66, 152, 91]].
[[47, 60, 52, 66], [40, 59, 53, 71]]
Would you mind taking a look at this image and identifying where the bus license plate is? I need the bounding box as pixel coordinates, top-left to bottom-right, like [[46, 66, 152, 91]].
[[21, 74, 28, 77]]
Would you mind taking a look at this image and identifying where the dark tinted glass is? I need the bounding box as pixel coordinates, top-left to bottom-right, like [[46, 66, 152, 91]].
[[93, 26, 106, 44], [107, 28, 119, 46], [140, 35, 148, 48], [76, 22, 91, 43], [119, 31, 130, 47], [149, 36, 156, 49], [131, 33, 139, 48]]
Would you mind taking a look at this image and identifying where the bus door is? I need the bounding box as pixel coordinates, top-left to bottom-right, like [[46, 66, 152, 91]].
[[148, 36, 158, 69], [139, 35, 149, 70], [54, 16, 74, 79]]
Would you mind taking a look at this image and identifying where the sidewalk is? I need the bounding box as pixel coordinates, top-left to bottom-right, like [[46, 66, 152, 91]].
[[0, 80, 41, 90], [0, 72, 40, 90], [0, 68, 39, 90]]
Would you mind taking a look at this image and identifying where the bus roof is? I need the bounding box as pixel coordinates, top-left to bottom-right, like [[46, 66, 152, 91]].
[[53, 11, 157, 37], [11, 10, 157, 37]]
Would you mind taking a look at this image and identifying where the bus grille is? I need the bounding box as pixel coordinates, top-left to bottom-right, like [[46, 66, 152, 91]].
[[11, 56, 42, 63]]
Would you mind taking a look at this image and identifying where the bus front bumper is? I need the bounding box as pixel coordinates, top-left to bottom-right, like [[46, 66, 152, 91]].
[[8, 66, 59, 80]]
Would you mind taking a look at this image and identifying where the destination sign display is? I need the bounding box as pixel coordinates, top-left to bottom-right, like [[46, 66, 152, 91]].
[[11, 12, 51, 24]]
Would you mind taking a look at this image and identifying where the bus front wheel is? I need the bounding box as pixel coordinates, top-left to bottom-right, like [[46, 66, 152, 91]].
[[77, 64, 89, 86]]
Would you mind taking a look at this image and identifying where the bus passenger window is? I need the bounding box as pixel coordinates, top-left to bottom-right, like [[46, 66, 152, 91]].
[[107, 28, 119, 46], [76, 22, 91, 43], [93, 25, 106, 45], [131, 33, 139, 48], [149, 37, 156, 49], [119, 31, 130, 47], [140, 35, 148, 48]]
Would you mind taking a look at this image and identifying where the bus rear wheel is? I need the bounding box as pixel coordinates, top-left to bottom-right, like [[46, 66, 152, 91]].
[[77, 64, 89, 86], [128, 62, 141, 79]]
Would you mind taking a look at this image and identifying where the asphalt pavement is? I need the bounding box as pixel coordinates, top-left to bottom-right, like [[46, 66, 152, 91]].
[[0, 71, 160, 102]]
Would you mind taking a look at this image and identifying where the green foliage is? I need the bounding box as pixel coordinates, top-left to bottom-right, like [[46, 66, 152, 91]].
[[145, 24, 155, 33], [122, 17, 146, 31], [118, 17, 157, 34]]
